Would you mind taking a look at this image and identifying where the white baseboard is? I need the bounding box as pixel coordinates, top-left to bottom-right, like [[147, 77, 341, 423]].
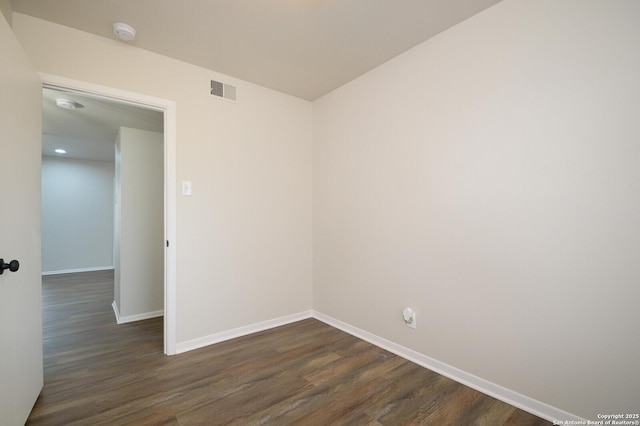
[[312, 311, 584, 424], [112, 301, 121, 323], [42, 266, 114, 276], [175, 310, 314, 354], [171, 308, 582, 423], [112, 300, 163, 324]]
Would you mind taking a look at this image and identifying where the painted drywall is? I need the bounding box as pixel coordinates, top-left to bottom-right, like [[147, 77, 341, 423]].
[[12, 13, 313, 343], [41, 156, 114, 273], [15, 1, 640, 420], [313, 0, 640, 420], [114, 127, 164, 318], [0, 0, 11, 26]]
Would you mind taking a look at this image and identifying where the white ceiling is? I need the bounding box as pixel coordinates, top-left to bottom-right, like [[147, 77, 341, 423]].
[[12, 0, 502, 101], [42, 87, 163, 162], [27, 1, 502, 161]]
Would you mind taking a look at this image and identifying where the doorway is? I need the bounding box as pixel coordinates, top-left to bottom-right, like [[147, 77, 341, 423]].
[[40, 75, 176, 355]]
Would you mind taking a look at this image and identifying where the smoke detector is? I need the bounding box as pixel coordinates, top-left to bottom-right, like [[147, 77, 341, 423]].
[[113, 22, 136, 41]]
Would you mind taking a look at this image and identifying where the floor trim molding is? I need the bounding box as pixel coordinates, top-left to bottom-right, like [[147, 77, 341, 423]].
[[312, 310, 583, 424], [42, 266, 114, 276], [171, 309, 583, 423], [112, 300, 163, 324], [175, 310, 314, 354]]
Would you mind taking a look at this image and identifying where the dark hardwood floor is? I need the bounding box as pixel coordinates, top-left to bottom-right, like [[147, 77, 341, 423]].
[[28, 271, 550, 425]]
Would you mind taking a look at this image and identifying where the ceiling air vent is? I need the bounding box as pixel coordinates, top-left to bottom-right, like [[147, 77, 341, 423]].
[[210, 79, 237, 102]]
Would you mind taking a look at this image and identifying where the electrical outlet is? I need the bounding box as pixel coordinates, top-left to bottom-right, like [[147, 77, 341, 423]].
[[403, 308, 416, 329]]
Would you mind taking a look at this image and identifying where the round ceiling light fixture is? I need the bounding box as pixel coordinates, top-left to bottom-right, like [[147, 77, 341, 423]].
[[113, 22, 136, 41], [55, 98, 83, 110]]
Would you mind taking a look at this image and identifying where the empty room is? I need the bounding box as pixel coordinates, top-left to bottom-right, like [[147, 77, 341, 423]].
[[1, 0, 638, 424]]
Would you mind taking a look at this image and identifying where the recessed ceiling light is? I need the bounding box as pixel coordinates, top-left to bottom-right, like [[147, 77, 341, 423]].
[[113, 22, 136, 41], [54, 149, 67, 154], [55, 98, 83, 110]]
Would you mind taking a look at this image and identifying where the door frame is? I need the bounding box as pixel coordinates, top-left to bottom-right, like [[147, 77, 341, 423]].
[[40, 73, 177, 355]]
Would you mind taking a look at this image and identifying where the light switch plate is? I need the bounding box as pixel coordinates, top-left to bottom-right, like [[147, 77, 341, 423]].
[[182, 180, 192, 196]]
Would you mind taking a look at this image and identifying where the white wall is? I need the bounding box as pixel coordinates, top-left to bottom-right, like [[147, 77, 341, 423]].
[[313, 0, 640, 420], [41, 156, 114, 273], [15, 1, 640, 420], [12, 13, 313, 343], [114, 127, 164, 319], [0, 0, 11, 26]]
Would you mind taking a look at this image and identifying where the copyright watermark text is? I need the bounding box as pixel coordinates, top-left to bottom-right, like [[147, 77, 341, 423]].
[[553, 414, 640, 426]]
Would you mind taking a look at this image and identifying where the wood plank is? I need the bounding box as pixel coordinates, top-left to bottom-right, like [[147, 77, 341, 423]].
[[27, 271, 551, 425]]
